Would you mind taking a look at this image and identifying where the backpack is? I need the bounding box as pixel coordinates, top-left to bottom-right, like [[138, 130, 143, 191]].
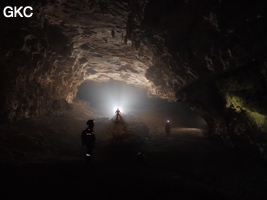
[[81, 128, 96, 145]]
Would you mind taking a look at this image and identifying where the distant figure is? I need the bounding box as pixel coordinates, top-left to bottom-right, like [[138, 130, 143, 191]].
[[115, 108, 121, 122], [135, 152, 146, 165], [81, 120, 96, 161], [165, 120, 171, 137]]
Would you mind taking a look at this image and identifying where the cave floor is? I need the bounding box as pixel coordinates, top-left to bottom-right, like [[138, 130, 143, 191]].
[[1, 104, 267, 200]]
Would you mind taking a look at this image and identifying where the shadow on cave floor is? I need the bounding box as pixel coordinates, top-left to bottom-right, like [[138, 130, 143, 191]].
[[1, 101, 267, 200]]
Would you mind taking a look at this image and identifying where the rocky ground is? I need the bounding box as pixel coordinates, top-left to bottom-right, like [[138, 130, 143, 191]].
[[1, 101, 267, 200]]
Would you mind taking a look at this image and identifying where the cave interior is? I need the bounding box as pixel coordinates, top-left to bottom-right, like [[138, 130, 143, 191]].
[[1, 0, 267, 199]]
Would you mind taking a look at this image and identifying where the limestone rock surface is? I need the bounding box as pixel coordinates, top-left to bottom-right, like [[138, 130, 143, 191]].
[[1, 0, 267, 155]]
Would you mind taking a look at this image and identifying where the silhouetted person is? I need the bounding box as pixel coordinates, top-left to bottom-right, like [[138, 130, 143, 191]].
[[165, 120, 171, 137], [135, 152, 146, 165], [81, 120, 96, 162], [115, 108, 121, 122]]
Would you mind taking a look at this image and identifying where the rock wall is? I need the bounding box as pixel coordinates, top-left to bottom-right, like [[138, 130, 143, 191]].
[[129, 0, 267, 152], [0, 0, 155, 121], [1, 0, 267, 154], [1, 2, 75, 121]]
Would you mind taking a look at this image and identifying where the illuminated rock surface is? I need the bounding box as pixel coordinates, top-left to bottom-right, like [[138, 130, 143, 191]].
[[1, 1, 267, 199], [1, 0, 267, 149]]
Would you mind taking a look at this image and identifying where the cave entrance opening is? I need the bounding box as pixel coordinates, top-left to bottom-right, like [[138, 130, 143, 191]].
[[76, 80, 206, 132]]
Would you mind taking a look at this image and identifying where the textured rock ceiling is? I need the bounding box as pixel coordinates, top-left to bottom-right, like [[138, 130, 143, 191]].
[[1, 0, 178, 122], [1, 0, 267, 153], [44, 0, 153, 88]]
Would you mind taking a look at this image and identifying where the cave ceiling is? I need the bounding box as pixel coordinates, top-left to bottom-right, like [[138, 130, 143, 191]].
[[40, 0, 189, 102], [42, 0, 158, 97]]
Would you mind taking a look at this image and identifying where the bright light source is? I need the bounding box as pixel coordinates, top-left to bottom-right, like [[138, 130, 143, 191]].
[[167, 120, 170, 123]]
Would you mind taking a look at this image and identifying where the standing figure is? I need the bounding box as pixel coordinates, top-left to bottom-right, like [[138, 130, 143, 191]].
[[115, 108, 121, 122], [165, 120, 171, 137], [135, 152, 146, 166], [81, 120, 96, 161]]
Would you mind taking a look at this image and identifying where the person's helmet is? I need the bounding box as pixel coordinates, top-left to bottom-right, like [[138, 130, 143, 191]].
[[86, 119, 95, 127]]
